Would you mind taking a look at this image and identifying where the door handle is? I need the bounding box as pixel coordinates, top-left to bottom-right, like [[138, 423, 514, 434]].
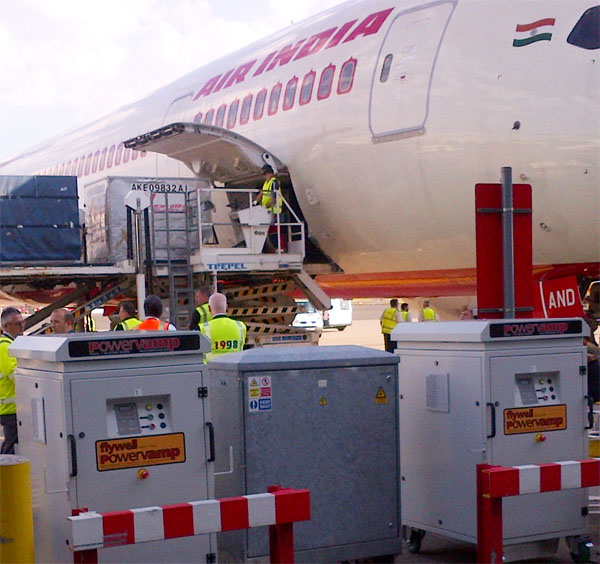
[[486, 402, 497, 438], [206, 422, 216, 463], [67, 434, 78, 477]]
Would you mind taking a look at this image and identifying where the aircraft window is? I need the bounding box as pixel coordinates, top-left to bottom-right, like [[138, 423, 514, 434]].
[[131, 148, 138, 161], [64, 162, 70, 174], [107, 145, 115, 168], [338, 58, 356, 94], [77, 156, 85, 176], [227, 100, 239, 129], [99, 148, 107, 171], [240, 94, 253, 124], [568, 6, 600, 50], [71, 159, 78, 175], [254, 89, 267, 120], [283, 77, 298, 111], [215, 104, 226, 128], [123, 147, 130, 164], [317, 64, 336, 100], [115, 144, 123, 166], [58, 163, 64, 174], [380, 54, 393, 83], [269, 83, 282, 115], [300, 71, 316, 105], [84, 153, 92, 176], [91, 150, 100, 173], [193, 111, 203, 123], [140, 150, 147, 158], [204, 109, 214, 125]]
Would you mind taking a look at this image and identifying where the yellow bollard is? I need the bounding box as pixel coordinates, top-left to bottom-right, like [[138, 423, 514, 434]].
[[0, 455, 34, 564]]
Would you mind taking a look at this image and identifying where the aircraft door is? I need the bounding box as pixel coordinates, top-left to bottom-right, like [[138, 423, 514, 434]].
[[157, 92, 194, 176], [369, 1, 455, 139]]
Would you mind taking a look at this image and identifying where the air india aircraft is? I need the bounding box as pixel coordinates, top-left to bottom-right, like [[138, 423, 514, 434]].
[[1, 0, 598, 301]]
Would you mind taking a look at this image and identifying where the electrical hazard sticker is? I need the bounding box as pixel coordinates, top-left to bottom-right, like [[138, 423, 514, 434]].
[[248, 376, 273, 412], [96, 433, 185, 471], [319, 397, 328, 406], [375, 387, 388, 404], [504, 405, 567, 435]]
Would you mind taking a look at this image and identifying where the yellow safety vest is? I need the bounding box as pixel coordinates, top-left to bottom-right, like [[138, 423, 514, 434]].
[[200, 316, 246, 363], [381, 307, 398, 335], [421, 307, 437, 321], [116, 317, 142, 331], [195, 303, 212, 325], [0, 334, 17, 416], [260, 177, 282, 214], [401, 311, 410, 322]]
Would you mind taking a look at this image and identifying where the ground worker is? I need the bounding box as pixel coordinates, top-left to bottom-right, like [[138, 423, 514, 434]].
[[115, 301, 142, 331], [50, 308, 75, 333], [136, 295, 176, 331], [200, 293, 246, 363], [419, 300, 439, 322], [0, 307, 24, 454], [189, 287, 212, 330], [400, 302, 410, 322], [380, 298, 402, 353], [254, 164, 282, 214]]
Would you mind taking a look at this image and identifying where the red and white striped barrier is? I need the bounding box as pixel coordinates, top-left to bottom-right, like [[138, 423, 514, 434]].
[[477, 460, 600, 563], [69, 486, 310, 564]]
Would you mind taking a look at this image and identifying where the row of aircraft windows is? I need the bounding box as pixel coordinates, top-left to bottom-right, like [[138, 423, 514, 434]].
[[192, 58, 357, 129], [39, 58, 357, 177], [39, 142, 147, 177]]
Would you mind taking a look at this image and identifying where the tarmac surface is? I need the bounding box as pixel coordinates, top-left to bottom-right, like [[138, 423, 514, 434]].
[[321, 302, 600, 564]]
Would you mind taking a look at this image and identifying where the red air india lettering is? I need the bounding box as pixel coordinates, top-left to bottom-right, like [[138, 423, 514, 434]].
[[195, 7, 394, 98], [294, 28, 337, 60], [343, 8, 394, 42]]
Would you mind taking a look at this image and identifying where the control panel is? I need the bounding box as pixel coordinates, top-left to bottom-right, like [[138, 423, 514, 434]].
[[106, 395, 172, 437], [514, 371, 560, 406]]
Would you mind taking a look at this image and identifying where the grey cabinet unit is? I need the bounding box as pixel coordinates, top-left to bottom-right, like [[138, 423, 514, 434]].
[[208, 345, 402, 563]]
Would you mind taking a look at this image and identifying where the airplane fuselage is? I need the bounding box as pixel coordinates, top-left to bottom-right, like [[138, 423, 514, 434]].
[[1, 0, 598, 281]]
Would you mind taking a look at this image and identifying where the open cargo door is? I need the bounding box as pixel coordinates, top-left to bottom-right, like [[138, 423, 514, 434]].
[[124, 122, 284, 184]]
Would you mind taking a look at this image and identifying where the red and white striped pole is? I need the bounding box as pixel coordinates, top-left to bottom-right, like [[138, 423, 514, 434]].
[[68, 487, 310, 564], [477, 459, 600, 563]]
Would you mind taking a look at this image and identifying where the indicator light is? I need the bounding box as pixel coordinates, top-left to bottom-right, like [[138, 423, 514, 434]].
[[158, 413, 165, 419], [551, 395, 556, 400], [549, 387, 554, 392], [137, 469, 150, 480], [147, 414, 154, 420], [539, 379, 545, 384], [149, 423, 156, 430], [157, 403, 163, 410], [535, 433, 546, 443], [146, 404, 153, 411], [160, 422, 167, 429]]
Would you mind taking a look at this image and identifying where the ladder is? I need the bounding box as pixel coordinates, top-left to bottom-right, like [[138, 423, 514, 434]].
[[150, 189, 198, 329]]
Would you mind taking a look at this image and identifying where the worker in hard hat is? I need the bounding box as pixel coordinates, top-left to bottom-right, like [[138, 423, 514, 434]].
[[200, 293, 246, 363]]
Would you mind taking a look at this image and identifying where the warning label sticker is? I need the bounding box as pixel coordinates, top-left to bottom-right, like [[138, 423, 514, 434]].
[[249, 376, 273, 412], [375, 387, 388, 404], [319, 397, 328, 406], [96, 433, 185, 471], [504, 405, 567, 435]]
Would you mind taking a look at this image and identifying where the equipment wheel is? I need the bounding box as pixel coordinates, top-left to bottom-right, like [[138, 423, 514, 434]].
[[567, 536, 592, 563], [336, 326, 346, 331], [404, 528, 426, 553]]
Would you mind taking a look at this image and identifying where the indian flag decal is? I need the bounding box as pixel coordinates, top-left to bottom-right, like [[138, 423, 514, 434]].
[[513, 18, 555, 47]]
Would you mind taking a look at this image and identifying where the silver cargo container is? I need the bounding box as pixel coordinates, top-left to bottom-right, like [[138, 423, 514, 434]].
[[83, 176, 211, 264]]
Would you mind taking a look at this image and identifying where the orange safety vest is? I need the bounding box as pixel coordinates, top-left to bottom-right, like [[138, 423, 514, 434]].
[[136, 318, 173, 331]]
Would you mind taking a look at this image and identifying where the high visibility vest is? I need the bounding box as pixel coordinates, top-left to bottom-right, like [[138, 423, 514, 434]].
[[421, 307, 437, 321], [195, 304, 212, 325], [260, 177, 282, 214], [381, 307, 398, 335], [401, 311, 410, 322], [0, 334, 16, 416], [116, 317, 142, 331], [136, 318, 172, 331], [200, 316, 246, 363]]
